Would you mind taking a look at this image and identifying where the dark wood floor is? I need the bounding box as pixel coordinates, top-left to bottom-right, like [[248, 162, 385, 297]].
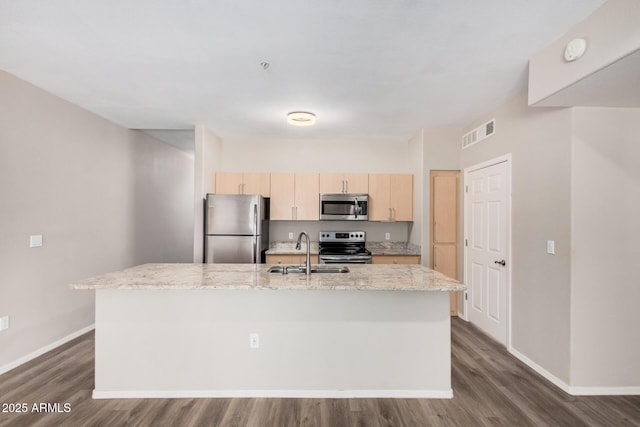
[[1, 318, 639, 427]]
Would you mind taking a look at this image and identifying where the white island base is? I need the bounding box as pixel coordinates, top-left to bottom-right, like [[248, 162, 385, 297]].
[[93, 288, 452, 399]]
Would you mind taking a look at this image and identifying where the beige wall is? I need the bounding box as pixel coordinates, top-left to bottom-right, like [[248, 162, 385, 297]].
[[460, 91, 573, 383], [570, 107, 640, 388], [0, 70, 194, 371], [462, 89, 640, 390], [421, 128, 461, 270], [528, 0, 640, 105], [217, 137, 411, 173]]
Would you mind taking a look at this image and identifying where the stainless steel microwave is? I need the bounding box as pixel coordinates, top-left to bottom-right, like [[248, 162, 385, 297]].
[[319, 194, 368, 221]]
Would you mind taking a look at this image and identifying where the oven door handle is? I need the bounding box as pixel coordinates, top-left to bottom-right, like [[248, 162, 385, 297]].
[[321, 259, 370, 264], [320, 255, 372, 262]]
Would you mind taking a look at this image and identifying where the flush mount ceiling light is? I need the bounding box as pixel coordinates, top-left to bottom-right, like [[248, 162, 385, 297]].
[[287, 111, 316, 126]]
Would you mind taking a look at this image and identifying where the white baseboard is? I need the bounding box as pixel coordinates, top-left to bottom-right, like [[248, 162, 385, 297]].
[[509, 346, 640, 396], [93, 389, 454, 399], [568, 386, 640, 396], [0, 324, 95, 376], [508, 346, 572, 394]]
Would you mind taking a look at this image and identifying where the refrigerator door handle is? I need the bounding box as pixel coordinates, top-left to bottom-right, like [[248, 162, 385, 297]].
[[253, 204, 258, 234], [252, 239, 257, 263]]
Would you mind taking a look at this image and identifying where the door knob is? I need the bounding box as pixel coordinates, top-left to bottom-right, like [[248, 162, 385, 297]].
[[494, 260, 506, 266]]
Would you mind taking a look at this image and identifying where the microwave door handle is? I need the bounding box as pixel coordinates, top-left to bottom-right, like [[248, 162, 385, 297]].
[[354, 198, 359, 219]]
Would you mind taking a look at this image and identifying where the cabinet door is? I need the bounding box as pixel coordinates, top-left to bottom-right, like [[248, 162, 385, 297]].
[[432, 173, 457, 243], [294, 173, 320, 220], [344, 173, 369, 194], [319, 173, 344, 194], [215, 172, 243, 194], [243, 173, 271, 197], [368, 174, 391, 221], [270, 173, 295, 220], [390, 174, 413, 221]]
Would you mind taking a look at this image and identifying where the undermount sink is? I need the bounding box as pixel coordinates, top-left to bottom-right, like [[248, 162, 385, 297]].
[[267, 265, 350, 274]]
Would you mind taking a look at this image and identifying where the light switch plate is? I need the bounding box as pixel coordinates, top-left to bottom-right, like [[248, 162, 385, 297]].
[[0, 316, 9, 332], [385, 233, 391, 240], [30, 235, 43, 248], [546, 240, 555, 255]]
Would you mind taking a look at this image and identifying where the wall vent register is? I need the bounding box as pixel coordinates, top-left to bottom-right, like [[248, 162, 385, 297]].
[[462, 118, 496, 149]]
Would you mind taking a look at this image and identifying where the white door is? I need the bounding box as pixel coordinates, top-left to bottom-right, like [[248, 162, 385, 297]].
[[465, 158, 510, 345]]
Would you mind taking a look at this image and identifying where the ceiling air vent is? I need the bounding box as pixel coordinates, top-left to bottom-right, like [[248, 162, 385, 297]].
[[462, 118, 496, 149]]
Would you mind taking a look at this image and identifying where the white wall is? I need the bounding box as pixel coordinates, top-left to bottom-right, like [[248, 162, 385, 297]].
[[0, 70, 194, 372], [460, 91, 574, 384], [193, 125, 221, 262], [570, 107, 640, 388]]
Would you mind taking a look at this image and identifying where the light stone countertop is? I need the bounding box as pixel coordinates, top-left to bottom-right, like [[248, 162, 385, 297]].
[[266, 241, 319, 255], [70, 263, 466, 292]]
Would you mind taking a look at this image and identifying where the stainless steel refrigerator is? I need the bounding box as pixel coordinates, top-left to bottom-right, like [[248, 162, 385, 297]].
[[204, 194, 269, 263]]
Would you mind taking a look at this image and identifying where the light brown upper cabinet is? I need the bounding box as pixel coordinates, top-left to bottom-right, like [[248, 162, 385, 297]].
[[215, 172, 270, 197], [430, 170, 459, 316], [270, 173, 319, 220], [319, 173, 369, 194], [368, 174, 413, 221]]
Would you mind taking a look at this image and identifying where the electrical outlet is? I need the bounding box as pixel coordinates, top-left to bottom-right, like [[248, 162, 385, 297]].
[[288, 232, 294, 240], [0, 316, 9, 332], [249, 333, 259, 349], [385, 233, 391, 240]]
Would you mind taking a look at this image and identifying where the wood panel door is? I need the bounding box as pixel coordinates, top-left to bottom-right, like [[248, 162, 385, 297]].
[[390, 174, 413, 221], [368, 174, 391, 221], [319, 174, 344, 194], [294, 173, 319, 220], [344, 173, 369, 194], [319, 173, 368, 194], [215, 172, 243, 194], [243, 173, 271, 197], [269, 173, 295, 220]]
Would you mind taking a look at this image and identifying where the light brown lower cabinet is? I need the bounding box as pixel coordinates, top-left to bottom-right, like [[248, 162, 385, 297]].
[[265, 254, 319, 265], [371, 255, 421, 265]]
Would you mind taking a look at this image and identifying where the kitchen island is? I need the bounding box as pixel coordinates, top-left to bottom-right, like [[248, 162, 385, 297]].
[[71, 263, 465, 399]]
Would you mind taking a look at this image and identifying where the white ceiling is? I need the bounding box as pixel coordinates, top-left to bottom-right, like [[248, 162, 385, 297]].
[[0, 0, 607, 143]]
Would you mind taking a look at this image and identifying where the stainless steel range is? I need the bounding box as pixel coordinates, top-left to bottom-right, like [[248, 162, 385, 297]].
[[318, 231, 372, 264]]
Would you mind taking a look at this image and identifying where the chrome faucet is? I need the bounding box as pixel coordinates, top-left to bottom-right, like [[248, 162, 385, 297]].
[[295, 231, 311, 275]]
